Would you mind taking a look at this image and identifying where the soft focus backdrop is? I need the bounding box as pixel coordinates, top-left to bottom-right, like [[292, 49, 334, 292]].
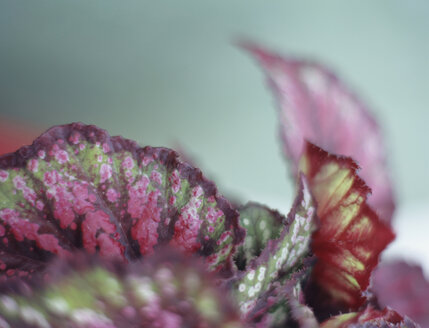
[[0, 1, 428, 271]]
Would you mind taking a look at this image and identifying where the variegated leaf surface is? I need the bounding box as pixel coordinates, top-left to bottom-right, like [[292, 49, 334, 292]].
[[0, 123, 244, 280]]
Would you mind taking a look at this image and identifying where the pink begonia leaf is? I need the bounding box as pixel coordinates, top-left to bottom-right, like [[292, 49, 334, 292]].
[[300, 143, 394, 314], [372, 260, 429, 327], [320, 306, 419, 328], [0, 249, 244, 328], [230, 175, 317, 326], [244, 43, 395, 223], [0, 123, 244, 280]]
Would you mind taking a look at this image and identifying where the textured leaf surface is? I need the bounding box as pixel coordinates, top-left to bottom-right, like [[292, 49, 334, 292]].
[[244, 44, 395, 223], [321, 306, 419, 328], [235, 203, 285, 271], [300, 143, 394, 313], [0, 123, 244, 280], [231, 175, 317, 325], [0, 250, 243, 328], [372, 261, 429, 327]]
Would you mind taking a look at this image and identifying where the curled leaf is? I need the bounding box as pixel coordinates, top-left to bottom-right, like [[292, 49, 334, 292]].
[[321, 306, 419, 328], [244, 44, 395, 223], [0, 249, 243, 328], [300, 143, 394, 314], [235, 202, 285, 271], [231, 175, 317, 325], [0, 123, 244, 280], [372, 260, 429, 327]]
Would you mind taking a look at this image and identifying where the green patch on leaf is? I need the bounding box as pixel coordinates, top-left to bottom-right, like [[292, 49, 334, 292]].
[[235, 203, 285, 271]]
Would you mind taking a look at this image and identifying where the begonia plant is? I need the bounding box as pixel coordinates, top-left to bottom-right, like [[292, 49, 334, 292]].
[[0, 44, 426, 327]]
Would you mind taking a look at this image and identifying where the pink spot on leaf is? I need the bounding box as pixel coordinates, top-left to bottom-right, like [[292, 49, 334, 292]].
[[128, 176, 162, 255], [106, 188, 119, 203], [206, 207, 224, 224], [28, 159, 38, 173], [169, 170, 181, 194], [122, 156, 134, 170], [151, 171, 162, 185], [0, 170, 8, 182], [171, 188, 203, 253], [13, 175, 26, 189], [102, 143, 110, 153], [69, 132, 81, 144], [55, 149, 69, 164], [0, 208, 69, 256], [100, 163, 113, 183], [82, 210, 124, 258]]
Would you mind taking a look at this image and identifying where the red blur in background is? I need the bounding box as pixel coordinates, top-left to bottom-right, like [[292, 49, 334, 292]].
[[0, 118, 42, 155]]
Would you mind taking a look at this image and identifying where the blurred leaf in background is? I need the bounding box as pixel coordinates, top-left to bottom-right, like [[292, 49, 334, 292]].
[[0, 118, 42, 155]]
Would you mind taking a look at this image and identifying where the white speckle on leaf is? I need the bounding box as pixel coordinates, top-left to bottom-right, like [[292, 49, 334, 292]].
[[263, 230, 270, 240], [20, 306, 50, 328], [248, 286, 255, 297], [45, 297, 69, 315], [0, 296, 17, 314], [258, 267, 266, 281]]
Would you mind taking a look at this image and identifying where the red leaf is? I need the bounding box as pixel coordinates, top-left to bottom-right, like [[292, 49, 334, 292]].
[[372, 261, 429, 327], [300, 143, 394, 313], [243, 44, 395, 223]]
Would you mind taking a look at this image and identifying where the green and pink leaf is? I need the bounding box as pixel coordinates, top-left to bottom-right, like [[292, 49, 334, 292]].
[[0, 249, 243, 328], [0, 123, 244, 280]]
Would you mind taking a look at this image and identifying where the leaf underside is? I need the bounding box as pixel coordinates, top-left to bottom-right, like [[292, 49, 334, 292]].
[[0, 250, 243, 328], [244, 43, 395, 223], [0, 123, 244, 280], [300, 143, 394, 314]]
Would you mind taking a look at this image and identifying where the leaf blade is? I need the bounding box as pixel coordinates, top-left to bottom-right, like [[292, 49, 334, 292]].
[[0, 123, 244, 279], [300, 142, 395, 313], [243, 43, 395, 223]]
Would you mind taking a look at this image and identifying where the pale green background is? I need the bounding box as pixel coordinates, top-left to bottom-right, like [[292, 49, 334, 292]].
[[0, 1, 428, 268]]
